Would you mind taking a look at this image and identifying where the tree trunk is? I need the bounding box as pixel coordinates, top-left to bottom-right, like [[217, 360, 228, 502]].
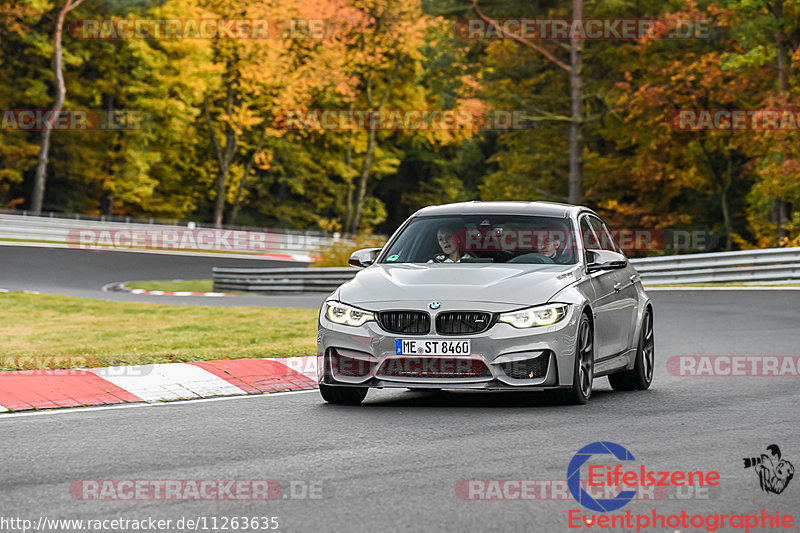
[[102, 192, 114, 217], [102, 93, 115, 217], [205, 88, 237, 228], [228, 119, 269, 225], [343, 103, 356, 233], [343, 144, 355, 233], [347, 61, 401, 233], [773, 0, 789, 243], [31, 0, 86, 214], [568, 0, 584, 205], [470, 1, 576, 202], [213, 122, 236, 228], [350, 128, 377, 233], [722, 156, 733, 250]]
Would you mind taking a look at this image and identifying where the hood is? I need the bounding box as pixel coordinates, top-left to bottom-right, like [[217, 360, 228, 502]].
[[338, 263, 579, 307]]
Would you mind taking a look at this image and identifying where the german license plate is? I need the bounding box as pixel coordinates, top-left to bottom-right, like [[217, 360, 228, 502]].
[[395, 339, 471, 356]]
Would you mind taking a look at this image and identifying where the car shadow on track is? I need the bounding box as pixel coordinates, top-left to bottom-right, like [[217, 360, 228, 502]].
[[329, 388, 620, 409]]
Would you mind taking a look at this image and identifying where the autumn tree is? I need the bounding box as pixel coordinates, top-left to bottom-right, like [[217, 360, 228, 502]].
[[719, 0, 800, 246], [0, 2, 48, 206], [330, 0, 433, 233], [470, 0, 585, 204], [31, 0, 88, 214]]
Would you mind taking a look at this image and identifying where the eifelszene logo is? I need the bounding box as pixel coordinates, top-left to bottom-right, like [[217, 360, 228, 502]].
[[567, 442, 638, 512], [567, 441, 721, 512], [743, 445, 794, 495]]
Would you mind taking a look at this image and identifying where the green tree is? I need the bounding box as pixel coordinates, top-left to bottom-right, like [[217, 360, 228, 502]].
[[31, 0, 89, 214]]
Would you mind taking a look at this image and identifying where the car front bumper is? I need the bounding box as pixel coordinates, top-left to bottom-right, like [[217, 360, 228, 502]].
[[317, 300, 582, 390]]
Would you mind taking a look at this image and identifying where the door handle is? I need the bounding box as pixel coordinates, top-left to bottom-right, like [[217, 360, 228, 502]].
[[613, 282, 623, 291]]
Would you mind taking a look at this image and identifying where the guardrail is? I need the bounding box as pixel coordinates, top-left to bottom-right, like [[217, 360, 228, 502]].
[[213, 267, 356, 292], [0, 212, 335, 258], [629, 247, 800, 285], [211, 247, 800, 293]]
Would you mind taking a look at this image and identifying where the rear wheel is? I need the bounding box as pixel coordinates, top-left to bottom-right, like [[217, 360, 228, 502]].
[[319, 384, 368, 405], [609, 307, 654, 391], [557, 313, 594, 405]]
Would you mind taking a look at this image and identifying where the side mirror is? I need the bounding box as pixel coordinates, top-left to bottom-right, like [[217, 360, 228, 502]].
[[348, 248, 382, 268], [586, 250, 628, 273]]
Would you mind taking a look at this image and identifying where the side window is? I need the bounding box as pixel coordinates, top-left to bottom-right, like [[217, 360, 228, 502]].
[[588, 216, 618, 252], [580, 216, 600, 250], [599, 219, 622, 253]]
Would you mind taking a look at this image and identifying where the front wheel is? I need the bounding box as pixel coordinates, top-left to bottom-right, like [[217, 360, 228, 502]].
[[609, 307, 654, 391], [319, 384, 368, 405], [557, 313, 594, 405]]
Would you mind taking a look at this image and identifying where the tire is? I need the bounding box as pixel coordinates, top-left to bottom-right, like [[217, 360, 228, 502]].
[[609, 307, 654, 391], [319, 384, 368, 405], [556, 313, 594, 405]]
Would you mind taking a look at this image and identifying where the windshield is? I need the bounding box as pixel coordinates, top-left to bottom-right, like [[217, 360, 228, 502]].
[[380, 215, 578, 265]]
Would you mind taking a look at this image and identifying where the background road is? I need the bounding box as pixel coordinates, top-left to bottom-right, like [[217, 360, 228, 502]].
[[1, 290, 798, 532], [0, 244, 327, 308]]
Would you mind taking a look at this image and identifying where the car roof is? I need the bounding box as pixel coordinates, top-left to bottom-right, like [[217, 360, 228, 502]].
[[412, 201, 588, 219]]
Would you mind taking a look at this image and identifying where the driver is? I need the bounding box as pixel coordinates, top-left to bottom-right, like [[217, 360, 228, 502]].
[[540, 232, 571, 263], [429, 225, 472, 263], [542, 235, 560, 259]]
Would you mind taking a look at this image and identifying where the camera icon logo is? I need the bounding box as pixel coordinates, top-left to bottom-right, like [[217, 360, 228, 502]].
[[742, 444, 794, 495]]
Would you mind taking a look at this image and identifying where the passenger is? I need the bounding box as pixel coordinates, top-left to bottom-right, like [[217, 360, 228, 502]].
[[429, 226, 472, 263]]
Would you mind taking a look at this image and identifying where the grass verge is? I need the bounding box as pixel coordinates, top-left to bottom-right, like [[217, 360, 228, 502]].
[[0, 292, 317, 369], [125, 280, 216, 292]]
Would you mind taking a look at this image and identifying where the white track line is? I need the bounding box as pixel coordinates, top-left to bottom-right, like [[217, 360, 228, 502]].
[[645, 286, 800, 291], [101, 281, 237, 298]]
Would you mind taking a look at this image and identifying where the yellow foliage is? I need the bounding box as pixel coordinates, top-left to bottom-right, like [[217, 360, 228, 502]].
[[313, 235, 386, 267]]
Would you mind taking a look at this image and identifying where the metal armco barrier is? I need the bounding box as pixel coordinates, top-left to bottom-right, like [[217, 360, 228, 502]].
[[213, 247, 800, 293], [629, 247, 800, 285], [0, 212, 334, 257], [213, 267, 356, 293]]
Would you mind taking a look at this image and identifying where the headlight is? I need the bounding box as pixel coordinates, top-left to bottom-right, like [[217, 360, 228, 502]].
[[499, 303, 569, 328], [325, 302, 375, 327]]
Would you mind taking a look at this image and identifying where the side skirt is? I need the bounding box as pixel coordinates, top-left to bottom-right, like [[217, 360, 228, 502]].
[[593, 349, 635, 377]]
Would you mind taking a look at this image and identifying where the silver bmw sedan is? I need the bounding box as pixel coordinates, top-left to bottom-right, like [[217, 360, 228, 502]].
[[317, 201, 654, 405]]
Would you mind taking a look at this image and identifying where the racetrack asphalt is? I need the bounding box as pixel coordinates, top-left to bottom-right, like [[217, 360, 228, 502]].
[[0, 244, 328, 308], [2, 289, 798, 532]]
